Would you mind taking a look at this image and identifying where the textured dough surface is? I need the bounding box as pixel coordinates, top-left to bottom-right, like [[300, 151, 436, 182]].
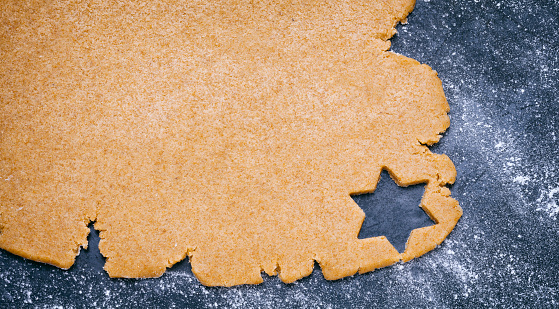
[[0, 0, 461, 286]]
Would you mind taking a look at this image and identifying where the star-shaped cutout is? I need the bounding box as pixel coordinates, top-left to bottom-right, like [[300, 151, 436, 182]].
[[351, 170, 434, 253]]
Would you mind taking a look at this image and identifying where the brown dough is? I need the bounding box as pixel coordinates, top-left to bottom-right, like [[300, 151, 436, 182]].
[[0, 0, 461, 286]]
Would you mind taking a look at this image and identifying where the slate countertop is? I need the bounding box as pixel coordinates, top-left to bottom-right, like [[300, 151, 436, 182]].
[[1, 0, 558, 307]]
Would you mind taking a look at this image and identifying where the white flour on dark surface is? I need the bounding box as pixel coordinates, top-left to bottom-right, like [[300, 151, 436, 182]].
[[1, 0, 558, 307]]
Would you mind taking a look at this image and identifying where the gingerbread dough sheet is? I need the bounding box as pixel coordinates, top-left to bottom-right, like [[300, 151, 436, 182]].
[[0, 0, 462, 286]]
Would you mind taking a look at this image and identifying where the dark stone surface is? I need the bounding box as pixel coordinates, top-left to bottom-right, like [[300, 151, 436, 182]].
[[1, 0, 558, 307]]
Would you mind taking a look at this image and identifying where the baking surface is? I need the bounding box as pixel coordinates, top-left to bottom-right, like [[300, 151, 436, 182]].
[[1, 0, 558, 307]]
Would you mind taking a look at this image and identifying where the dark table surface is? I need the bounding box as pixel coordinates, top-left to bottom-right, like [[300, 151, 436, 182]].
[[1, 0, 558, 307]]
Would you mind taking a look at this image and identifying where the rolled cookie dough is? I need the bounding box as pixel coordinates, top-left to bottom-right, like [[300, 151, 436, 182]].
[[0, 0, 461, 286]]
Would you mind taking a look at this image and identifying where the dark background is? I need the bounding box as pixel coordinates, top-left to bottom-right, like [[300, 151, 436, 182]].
[[1, 0, 558, 307]]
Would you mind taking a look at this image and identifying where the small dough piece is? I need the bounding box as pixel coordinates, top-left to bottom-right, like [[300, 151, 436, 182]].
[[0, 0, 461, 286]]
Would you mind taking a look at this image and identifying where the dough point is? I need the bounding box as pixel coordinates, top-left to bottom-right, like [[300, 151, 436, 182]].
[[0, 0, 461, 286]]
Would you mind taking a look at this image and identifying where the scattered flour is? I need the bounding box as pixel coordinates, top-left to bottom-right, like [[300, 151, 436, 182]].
[[512, 175, 530, 185], [536, 187, 559, 219]]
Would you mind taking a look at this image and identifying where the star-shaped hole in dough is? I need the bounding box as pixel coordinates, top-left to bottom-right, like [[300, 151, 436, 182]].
[[352, 170, 434, 253]]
